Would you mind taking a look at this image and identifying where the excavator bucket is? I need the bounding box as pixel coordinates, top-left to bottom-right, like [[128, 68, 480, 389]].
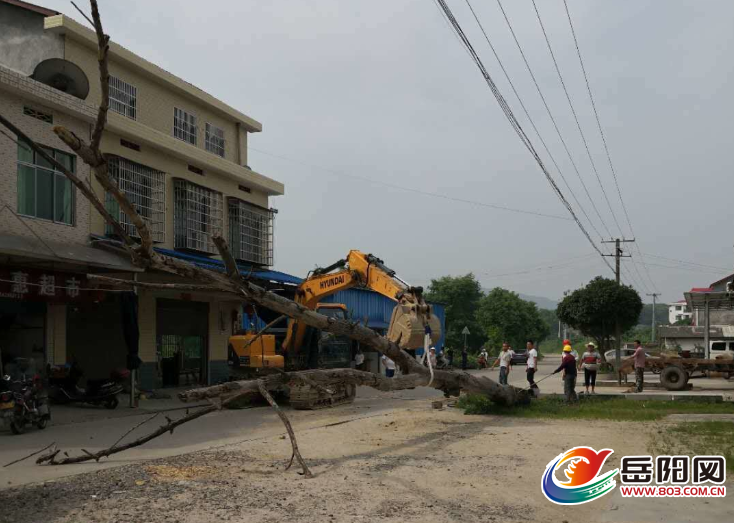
[[387, 303, 442, 349]]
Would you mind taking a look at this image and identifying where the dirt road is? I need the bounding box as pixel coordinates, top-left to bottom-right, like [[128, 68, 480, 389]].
[[2, 400, 727, 523]]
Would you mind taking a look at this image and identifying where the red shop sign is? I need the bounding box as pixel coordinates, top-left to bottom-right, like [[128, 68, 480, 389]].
[[0, 267, 101, 303]]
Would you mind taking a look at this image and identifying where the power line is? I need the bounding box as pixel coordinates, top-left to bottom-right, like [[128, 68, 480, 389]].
[[482, 253, 597, 278], [248, 146, 570, 221], [493, 0, 613, 239], [562, 0, 659, 294], [638, 253, 732, 272], [432, 0, 613, 274], [530, 0, 623, 235], [461, 0, 603, 239]]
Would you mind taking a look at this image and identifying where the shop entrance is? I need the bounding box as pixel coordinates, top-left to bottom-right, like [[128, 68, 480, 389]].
[[0, 299, 45, 376], [156, 298, 208, 387]]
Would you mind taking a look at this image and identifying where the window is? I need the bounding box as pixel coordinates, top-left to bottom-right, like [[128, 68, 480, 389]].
[[711, 342, 726, 352], [23, 106, 53, 124], [676, 306, 682, 311], [173, 107, 197, 145], [174, 179, 223, 254], [17, 143, 74, 225], [106, 157, 166, 242], [205, 123, 225, 157], [228, 198, 274, 266], [109, 76, 137, 120]]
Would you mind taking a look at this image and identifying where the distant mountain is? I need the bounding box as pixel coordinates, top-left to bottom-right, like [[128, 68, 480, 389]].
[[518, 293, 558, 311]]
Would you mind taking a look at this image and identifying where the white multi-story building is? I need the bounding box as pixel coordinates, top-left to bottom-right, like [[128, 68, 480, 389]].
[[668, 300, 692, 324]]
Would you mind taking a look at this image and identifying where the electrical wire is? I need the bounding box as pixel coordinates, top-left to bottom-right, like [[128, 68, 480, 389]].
[[639, 253, 731, 272], [562, 0, 659, 293], [530, 0, 622, 235], [432, 0, 614, 274], [248, 146, 571, 221], [461, 0, 603, 239], [493, 0, 613, 239]]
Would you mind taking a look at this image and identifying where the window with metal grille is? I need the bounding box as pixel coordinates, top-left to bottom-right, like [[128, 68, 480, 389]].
[[109, 76, 137, 120], [23, 106, 53, 124], [106, 156, 166, 242], [173, 107, 197, 145], [174, 179, 223, 254], [228, 198, 274, 266], [17, 142, 74, 225], [205, 123, 225, 157]]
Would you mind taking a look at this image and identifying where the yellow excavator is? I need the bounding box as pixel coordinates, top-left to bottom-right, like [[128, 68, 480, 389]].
[[228, 250, 441, 409]]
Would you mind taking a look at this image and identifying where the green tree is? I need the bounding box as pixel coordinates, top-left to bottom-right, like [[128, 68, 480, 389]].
[[537, 308, 559, 339], [475, 288, 549, 352], [638, 302, 670, 326], [556, 277, 643, 358], [425, 274, 483, 351]]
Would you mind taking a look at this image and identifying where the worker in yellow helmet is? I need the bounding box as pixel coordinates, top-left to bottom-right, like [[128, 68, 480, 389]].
[[553, 345, 578, 403]]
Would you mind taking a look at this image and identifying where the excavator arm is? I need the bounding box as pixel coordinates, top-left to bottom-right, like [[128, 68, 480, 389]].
[[283, 250, 441, 354]]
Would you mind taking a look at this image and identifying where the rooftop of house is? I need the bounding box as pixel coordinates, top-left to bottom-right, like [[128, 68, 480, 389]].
[[710, 272, 734, 288], [1, 0, 263, 133]]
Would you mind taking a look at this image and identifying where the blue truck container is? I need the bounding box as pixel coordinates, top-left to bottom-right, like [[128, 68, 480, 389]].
[[321, 288, 446, 353]]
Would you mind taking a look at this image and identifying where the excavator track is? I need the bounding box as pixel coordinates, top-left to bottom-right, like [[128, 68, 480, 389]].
[[289, 382, 356, 410]]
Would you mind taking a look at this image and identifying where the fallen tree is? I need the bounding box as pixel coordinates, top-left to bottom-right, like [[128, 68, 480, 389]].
[[0, 0, 528, 473]]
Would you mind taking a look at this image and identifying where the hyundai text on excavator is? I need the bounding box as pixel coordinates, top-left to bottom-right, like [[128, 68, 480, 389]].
[[228, 250, 441, 409]]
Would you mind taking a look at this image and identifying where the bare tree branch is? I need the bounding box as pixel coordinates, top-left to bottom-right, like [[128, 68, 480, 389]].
[[3, 442, 56, 468], [87, 274, 233, 294], [257, 380, 312, 477], [89, 0, 110, 152]]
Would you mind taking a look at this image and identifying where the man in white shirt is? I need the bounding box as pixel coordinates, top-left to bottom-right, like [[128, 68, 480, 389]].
[[491, 342, 515, 385], [526, 339, 538, 391], [381, 355, 396, 378]]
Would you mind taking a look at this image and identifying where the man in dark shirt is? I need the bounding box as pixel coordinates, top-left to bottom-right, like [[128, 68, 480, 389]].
[[554, 345, 578, 403]]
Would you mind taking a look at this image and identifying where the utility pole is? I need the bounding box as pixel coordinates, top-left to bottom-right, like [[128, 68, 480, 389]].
[[602, 238, 634, 384], [647, 293, 661, 343]]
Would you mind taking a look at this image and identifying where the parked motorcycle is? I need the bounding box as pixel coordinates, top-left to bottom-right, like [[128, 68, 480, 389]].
[[47, 363, 126, 409], [1, 374, 50, 434]]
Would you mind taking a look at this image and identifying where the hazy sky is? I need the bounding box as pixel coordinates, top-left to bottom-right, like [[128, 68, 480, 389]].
[[43, 0, 734, 302]]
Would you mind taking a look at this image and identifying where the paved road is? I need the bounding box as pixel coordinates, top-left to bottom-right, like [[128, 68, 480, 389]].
[[2, 355, 731, 488], [0, 385, 442, 488]]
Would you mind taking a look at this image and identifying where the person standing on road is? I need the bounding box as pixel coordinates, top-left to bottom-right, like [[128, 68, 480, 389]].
[[526, 339, 538, 392], [446, 347, 454, 367], [580, 342, 600, 394], [491, 342, 514, 385], [461, 347, 468, 370], [478, 347, 489, 369], [553, 345, 578, 403], [354, 349, 365, 371], [381, 355, 396, 378], [633, 339, 646, 392]]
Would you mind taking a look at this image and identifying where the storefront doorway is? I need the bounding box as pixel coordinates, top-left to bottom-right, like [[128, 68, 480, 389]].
[[156, 298, 208, 387], [0, 299, 46, 376]]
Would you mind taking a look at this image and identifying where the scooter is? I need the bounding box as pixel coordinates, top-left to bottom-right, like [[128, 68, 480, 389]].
[[1, 374, 50, 434], [47, 362, 125, 409]]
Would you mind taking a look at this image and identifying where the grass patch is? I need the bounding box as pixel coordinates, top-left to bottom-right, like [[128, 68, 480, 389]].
[[651, 422, 734, 473], [456, 395, 734, 422]]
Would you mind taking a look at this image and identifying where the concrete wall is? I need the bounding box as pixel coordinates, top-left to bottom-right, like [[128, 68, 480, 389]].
[[64, 38, 246, 168], [91, 132, 270, 250], [0, 3, 63, 76], [0, 87, 92, 246]]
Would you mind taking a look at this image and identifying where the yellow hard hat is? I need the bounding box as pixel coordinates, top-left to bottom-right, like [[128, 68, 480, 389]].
[[563, 345, 572, 352]]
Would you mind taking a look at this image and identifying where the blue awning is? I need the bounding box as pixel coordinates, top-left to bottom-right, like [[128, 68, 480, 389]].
[[153, 247, 302, 286]]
